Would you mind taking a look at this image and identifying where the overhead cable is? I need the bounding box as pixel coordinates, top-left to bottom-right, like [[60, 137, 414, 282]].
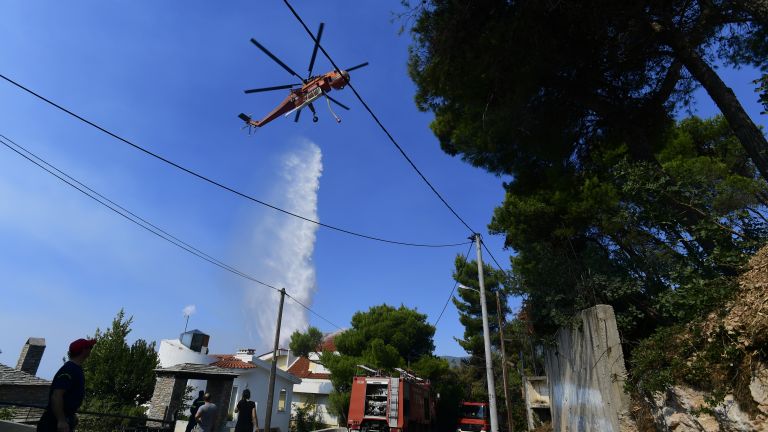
[[433, 241, 475, 326], [0, 73, 469, 249], [481, 241, 508, 272], [0, 133, 342, 331], [282, 0, 477, 236]]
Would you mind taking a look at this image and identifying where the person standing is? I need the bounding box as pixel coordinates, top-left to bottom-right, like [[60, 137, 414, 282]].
[[185, 391, 206, 432], [234, 389, 258, 432], [37, 338, 97, 432], [194, 393, 218, 432]]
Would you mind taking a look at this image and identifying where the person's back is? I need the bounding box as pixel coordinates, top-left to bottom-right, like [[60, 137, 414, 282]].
[[185, 391, 206, 432], [195, 395, 217, 432]]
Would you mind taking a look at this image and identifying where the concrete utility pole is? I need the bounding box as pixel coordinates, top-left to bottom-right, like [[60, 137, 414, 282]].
[[496, 295, 514, 432], [264, 288, 286, 432], [474, 233, 499, 432]]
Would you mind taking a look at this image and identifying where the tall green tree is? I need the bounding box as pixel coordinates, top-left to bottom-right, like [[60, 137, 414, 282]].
[[451, 256, 533, 431], [452, 256, 509, 355], [82, 310, 159, 419]]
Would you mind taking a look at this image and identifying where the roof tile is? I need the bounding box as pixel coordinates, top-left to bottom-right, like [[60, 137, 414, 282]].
[[0, 363, 50, 386], [209, 356, 256, 369]]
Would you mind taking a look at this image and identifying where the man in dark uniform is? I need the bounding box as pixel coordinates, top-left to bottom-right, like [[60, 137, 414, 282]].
[[37, 338, 96, 432], [185, 391, 206, 432]]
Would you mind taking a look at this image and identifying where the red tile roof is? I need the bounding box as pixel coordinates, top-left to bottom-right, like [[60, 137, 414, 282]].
[[209, 355, 256, 369], [319, 332, 339, 352], [287, 356, 331, 379]]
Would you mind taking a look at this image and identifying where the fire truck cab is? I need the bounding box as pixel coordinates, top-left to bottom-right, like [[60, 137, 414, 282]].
[[456, 402, 490, 432]]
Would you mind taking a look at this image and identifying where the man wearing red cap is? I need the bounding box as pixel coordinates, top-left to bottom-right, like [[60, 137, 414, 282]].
[[37, 338, 96, 432]]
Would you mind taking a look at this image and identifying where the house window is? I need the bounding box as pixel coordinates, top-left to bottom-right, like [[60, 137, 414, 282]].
[[229, 386, 239, 415], [278, 389, 287, 412]]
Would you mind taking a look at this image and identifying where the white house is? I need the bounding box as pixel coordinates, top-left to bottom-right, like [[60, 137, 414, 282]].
[[156, 330, 301, 432], [258, 333, 341, 427]]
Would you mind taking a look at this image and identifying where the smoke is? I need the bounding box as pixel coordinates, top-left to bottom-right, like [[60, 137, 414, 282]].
[[183, 305, 196, 317], [242, 140, 322, 349]]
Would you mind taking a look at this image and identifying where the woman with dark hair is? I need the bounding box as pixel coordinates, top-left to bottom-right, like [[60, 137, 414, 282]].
[[234, 389, 258, 432]]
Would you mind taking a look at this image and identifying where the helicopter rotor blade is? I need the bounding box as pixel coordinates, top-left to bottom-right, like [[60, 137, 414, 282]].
[[244, 83, 301, 94], [250, 38, 304, 81], [325, 94, 350, 110], [307, 22, 325, 79], [344, 62, 369, 73], [294, 108, 302, 123]]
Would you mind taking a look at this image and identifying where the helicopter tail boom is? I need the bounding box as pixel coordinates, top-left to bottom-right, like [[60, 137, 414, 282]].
[[238, 113, 262, 128]]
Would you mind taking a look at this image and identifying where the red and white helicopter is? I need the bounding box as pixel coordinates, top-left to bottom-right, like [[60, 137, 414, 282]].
[[238, 23, 368, 129]]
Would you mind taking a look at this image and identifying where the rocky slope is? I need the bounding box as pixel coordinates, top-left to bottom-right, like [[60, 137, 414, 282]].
[[645, 247, 768, 431]]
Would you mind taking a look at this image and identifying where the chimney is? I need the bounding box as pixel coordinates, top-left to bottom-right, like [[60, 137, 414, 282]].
[[16, 337, 46, 376]]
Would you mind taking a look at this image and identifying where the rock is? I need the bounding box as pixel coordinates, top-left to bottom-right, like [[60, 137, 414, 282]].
[[752, 361, 768, 415], [650, 386, 768, 431]]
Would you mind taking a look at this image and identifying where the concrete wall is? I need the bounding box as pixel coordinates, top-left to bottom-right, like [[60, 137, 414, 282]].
[[544, 305, 635, 432]]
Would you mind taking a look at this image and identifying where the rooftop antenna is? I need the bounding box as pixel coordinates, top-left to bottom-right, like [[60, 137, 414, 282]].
[[183, 305, 196, 333]]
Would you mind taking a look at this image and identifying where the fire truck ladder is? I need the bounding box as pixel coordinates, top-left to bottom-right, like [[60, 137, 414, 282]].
[[388, 377, 399, 429]]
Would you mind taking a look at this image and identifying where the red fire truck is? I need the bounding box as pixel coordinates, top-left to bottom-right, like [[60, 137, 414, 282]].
[[456, 402, 490, 432], [347, 367, 435, 432]]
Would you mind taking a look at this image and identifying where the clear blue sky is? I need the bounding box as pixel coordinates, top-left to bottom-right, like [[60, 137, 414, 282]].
[[0, 2, 764, 380]]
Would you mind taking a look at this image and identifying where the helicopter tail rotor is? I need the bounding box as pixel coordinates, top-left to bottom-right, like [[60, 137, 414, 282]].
[[238, 113, 261, 129]]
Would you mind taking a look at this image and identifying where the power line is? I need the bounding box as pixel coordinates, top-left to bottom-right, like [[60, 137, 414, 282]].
[[0, 73, 470, 249], [282, 0, 477, 236], [481, 241, 508, 272], [0, 133, 341, 331], [433, 241, 475, 326], [286, 293, 342, 330]]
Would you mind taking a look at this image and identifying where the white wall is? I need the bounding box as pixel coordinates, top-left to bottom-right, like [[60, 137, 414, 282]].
[[294, 378, 333, 396], [230, 369, 297, 432], [158, 339, 213, 368]]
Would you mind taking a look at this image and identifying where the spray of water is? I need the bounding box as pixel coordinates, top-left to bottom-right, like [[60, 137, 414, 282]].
[[243, 140, 322, 349]]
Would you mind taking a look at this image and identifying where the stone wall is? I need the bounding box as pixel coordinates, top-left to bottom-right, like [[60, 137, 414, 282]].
[[205, 378, 233, 432], [0, 385, 48, 405], [544, 304, 636, 432], [147, 375, 188, 424]]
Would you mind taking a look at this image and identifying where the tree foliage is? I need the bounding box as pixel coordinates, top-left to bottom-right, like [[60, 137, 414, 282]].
[[408, 0, 767, 179], [290, 398, 324, 432], [82, 310, 159, 418], [289, 327, 323, 359], [494, 117, 767, 339]]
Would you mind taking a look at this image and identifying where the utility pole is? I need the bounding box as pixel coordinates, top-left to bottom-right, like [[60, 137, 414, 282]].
[[264, 288, 286, 432], [475, 233, 499, 432], [496, 295, 514, 432]]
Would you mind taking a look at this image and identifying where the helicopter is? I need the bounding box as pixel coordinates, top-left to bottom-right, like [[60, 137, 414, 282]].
[[238, 23, 368, 129]]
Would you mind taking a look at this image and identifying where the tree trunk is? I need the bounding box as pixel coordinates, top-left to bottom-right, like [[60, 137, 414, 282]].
[[670, 38, 768, 183]]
